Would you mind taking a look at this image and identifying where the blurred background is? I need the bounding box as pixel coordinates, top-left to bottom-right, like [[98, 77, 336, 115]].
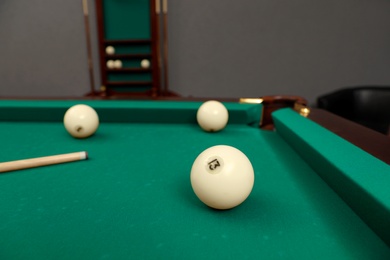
[[0, 0, 389, 105]]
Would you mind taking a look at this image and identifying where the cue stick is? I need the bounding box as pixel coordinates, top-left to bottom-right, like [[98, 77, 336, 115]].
[[0, 151, 88, 173], [162, 0, 169, 94], [82, 0, 96, 95]]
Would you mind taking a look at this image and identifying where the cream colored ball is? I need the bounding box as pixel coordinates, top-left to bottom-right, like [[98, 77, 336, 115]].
[[64, 104, 99, 138], [190, 145, 254, 210], [196, 100, 229, 132], [113, 60, 123, 69], [140, 59, 150, 68], [105, 45, 115, 55], [106, 60, 115, 69]]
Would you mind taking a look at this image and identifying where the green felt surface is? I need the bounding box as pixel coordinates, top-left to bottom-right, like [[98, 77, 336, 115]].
[[0, 101, 389, 259], [103, 0, 151, 40]]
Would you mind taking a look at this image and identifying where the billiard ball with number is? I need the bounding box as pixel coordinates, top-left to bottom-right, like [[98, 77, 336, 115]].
[[63, 104, 99, 138], [190, 145, 254, 210], [197, 100, 229, 132]]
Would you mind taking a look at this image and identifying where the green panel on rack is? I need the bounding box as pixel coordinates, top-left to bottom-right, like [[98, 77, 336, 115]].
[[109, 86, 153, 93], [103, 0, 151, 40], [122, 59, 152, 68], [107, 73, 152, 81], [110, 45, 151, 54]]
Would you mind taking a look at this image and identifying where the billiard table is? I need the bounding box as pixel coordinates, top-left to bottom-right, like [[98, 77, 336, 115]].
[[0, 99, 389, 259]]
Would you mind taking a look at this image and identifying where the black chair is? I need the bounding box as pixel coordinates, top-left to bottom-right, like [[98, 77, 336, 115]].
[[317, 86, 390, 135]]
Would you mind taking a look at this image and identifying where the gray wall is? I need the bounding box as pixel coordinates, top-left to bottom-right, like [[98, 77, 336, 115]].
[[1, 0, 390, 104]]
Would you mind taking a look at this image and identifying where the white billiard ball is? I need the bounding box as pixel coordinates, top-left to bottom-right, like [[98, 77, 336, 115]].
[[190, 145, 254, 210], [197, 100, 228, 132], [105, 45, 115, 55], [114, 60, 123, 69], [106, 60, 115, 69], [63, 104, 99, 138], [140, 59, 150, 69]]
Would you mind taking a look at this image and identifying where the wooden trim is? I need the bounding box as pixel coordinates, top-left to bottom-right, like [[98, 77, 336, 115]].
[[308, 108, 390, 164], [260, 95, 307, 130], [150, 0, 161, 97], [106, 81, 153, 87], [82, 0, 96, 95], [162, 0, 169, 94], [95, 0, 108, 96]]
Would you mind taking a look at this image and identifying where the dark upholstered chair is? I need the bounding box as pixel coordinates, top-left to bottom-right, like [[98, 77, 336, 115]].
[[317, 86, 390, 135]]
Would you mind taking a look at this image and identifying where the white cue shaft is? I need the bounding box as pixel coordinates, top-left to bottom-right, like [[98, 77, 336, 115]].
[[0, 151, 88, 173]]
